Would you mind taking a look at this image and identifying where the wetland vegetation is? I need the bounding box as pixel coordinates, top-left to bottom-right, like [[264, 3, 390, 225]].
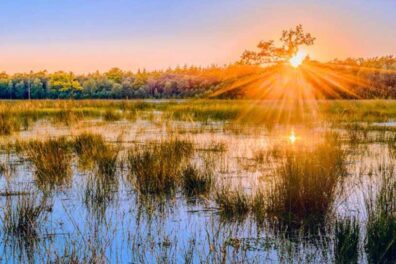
[[0, 99, 395, 263]]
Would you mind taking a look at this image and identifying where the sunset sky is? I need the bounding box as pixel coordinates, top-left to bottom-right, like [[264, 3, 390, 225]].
[[1, 0, 395, 73]]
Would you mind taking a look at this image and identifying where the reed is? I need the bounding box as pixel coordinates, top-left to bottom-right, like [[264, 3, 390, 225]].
[[182, 163, 214, 196], [21, 137, 72, 190], [215, 188, 251, 219], [334, 218, 360, 264], [0, 112, 20, 135], [3, 194, 48, 240], [103, 109, 122, 121], [365, 165, 396, 264], [128, 139, 194, 194], [266, 134, 346, 224]]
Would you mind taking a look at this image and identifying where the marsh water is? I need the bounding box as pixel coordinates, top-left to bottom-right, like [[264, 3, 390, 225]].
[[0, 107, 394, 263]]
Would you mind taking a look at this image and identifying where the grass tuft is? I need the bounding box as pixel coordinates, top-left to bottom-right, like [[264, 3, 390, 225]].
[[128, 139, 194, 195], [0, 113, 20, 135], [103, 109, 122, 121], [267, 134, 346, 224], [365, 165, 396, 264], [215, 188, 250, 219], [3, 195, 48, 240], [21, 137, 71, 190], [334, 218, 360, 264], [182, 163, 214, 196]]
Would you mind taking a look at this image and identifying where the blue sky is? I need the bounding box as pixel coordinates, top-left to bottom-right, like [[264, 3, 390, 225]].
[[1, 0, 395, 73]]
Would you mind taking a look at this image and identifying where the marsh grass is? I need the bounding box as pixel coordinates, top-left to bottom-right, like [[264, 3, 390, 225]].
[[84, 171, 118, 217], [73, 133, 107, 169], [103, 109, 122, 121], [215, 188, 251, 219], [266, 134, 346, 225], [96, 146, 119, 177], [128, 139, 194, 195], [74, 133, 119, 215], [51, 109, 84, 126], [334, 218, 360, 264], [182, 162, 214, 196], [2, 194, 48, 241], [0, 113, 21, 135], [365, 165, 396, 264], [21, 137, 72, 190]]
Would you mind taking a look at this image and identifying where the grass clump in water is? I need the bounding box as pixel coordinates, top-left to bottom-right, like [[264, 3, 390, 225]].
[[128, 139, 194, 195], [73, 133, 107, 169], [52, 109, 83, 126], [96, 146, 119, 177], [0, 113, 20, 135], [103, 109, 122, 121], [21, 137, 71, 190], [365, 166, 396, 264], [267, 134, 346, 225], [334, 218, 360, 264], [215, 188, 250, 219], [182, 163, 214, 196], [3, 195, 48, 241]]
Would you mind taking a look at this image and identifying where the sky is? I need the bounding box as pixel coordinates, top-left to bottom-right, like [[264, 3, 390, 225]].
[[0, 0, 395, 73]]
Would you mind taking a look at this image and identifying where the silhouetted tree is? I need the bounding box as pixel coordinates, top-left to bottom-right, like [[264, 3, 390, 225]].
[[240, 24, 315, 64]]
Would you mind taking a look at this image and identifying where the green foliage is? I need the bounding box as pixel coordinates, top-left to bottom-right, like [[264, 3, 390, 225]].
[[49, 71, 82, 97]]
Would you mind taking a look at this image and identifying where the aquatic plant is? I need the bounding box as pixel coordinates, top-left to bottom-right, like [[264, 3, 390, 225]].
[[128, 139, 194, 194], [365, 165, 396, 264], [182, 163, 214, 196], [3, 194, 48, 239], [21, 137, 72, 190], [266, 134, 346, 224], [334, 218, 360, 264], [103, 109, 122, 121], [52, 109, 84, 126], [73, 133, 107, 168], [215, 188, 251, 219], [0, 112, 20, 135], [96, 146, 119, 178]]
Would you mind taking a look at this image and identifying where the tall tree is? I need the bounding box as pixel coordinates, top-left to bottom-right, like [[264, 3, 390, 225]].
[[240, 24, 315, 64]]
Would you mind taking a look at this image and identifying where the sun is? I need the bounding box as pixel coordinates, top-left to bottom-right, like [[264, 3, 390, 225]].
[[289, 130, 297, 143], [289, 50, 307, 68]]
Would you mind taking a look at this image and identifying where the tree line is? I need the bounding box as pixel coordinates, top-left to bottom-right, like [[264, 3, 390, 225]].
[[0, 65, 260, 99], [0, 57, 395, 100]]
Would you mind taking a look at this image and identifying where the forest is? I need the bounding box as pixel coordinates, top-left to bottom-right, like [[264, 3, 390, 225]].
[[0, 56, 395, 99]]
